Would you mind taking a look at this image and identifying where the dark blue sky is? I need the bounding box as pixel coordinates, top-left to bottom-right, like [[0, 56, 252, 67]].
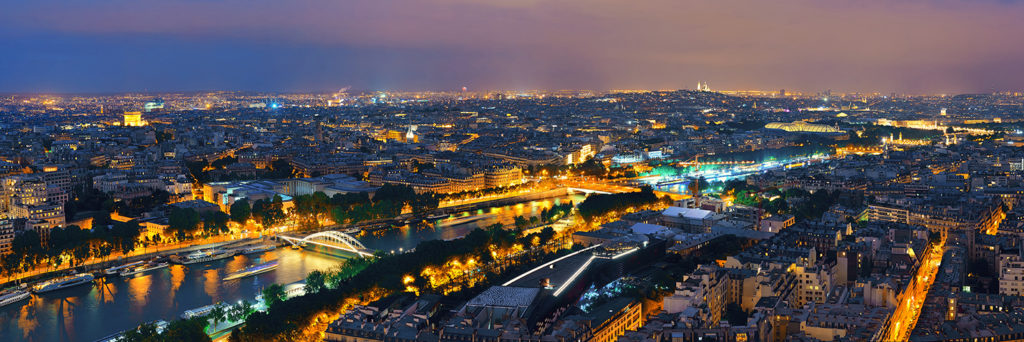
[[3, 0, 1024, 93]]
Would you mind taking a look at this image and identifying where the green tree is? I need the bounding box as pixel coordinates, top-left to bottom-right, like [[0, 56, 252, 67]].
[[332, 206, 349, 225], [186, 159, 211, 184], [765, 197, 789, 215], [261, 284, 287, 308], [304, 270, 326, 294], [230, 199, 251, 224], [211, 155, 238, 169], [168, 207, 201, 235], [228, 300, 255, 322], [120, 322, 160, 342], [203, 211, 230, 234], [577, 186, 660, 221], [162, 318, 212, 342], [514, 216, 530, 229], [208, 305, 226, 332], [110, 221, 143, 255]]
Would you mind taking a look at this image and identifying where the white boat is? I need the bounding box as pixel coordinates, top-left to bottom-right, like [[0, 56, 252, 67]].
[[426, 213, 449, 221], [32, 273, 95, 293], [181, 302, 226, 320], [240, 244, 276, 255], [439, 214, 496, 227], [0, 289, 31, 307], [104, 261, 145, 275], [223, 260, 278, 281], [94, 320, 169, 342], [119, 262, 169, 277], [284, 283, 306, 298], [172, 249, 233, 265]]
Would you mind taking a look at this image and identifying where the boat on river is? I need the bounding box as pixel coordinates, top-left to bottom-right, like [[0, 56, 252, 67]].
[[0, 288, 31, 307], [119, 261, 169, 277], [32, 273, 95, 294], [223, 260, 278, 281], [104, 261, 145, 275], [94, 320, 169, 342], [171, 249, 233, 265], [426, 213, 449, 221], [239, 244, 276, 255], [438, 214, 496, 227], [180, 302, 228, 320]]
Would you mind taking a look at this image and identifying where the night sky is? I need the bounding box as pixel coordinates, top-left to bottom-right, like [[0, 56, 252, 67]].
[[2, 0, 1024, 93]]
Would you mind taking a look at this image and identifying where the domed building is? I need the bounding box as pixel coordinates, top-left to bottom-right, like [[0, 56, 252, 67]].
[[764, 121, 843, 133]]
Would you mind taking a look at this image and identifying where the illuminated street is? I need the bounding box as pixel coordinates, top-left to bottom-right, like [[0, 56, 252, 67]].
[[4, 2, 1024, 341], [880, 234, 946, 342]]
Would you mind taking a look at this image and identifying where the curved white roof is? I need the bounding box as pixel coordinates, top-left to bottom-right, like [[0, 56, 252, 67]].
[[662, 206, 714, 220]]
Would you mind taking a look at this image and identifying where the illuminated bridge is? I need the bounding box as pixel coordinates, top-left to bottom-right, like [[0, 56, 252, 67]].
[[279, 231, 374, 257]]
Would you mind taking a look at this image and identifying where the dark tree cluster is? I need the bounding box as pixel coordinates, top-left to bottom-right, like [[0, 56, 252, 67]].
[[64, 185, 115, 221], [120, 318, 212, 342], [113, 190, 173, 217], [167, 207, 231, 240], [330, 184, 439, 225], [435, 182, 531, 201], [577, 186, 664, 221], [513, 202, 573, 230], [0, 222, 142, 280], [721, 179, 856, 219], [229, 225, 559, 341], [66, 184, 173, 219], [187, 157, 296, 184]]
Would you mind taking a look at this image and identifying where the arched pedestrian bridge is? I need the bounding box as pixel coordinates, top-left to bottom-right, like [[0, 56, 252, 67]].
[[279, 231, 375, 257]]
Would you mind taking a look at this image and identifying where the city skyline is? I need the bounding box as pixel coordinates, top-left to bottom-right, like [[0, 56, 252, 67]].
[[6, 1, 1024, 341], [3, 81, 1024, 341], [4, 0, 1024, 93]]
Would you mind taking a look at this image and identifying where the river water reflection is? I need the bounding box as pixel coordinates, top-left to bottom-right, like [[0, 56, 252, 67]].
[[0, 193, 585, 342]]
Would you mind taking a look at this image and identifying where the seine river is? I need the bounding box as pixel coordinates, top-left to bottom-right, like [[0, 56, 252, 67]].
[[0, 193, 585, 342]]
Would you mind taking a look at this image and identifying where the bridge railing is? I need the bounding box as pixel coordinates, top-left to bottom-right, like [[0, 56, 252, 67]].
[[279, 231, 374, 257]]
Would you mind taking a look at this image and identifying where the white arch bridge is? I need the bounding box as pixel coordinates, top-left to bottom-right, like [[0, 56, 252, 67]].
[[279, 231, 375, 257]]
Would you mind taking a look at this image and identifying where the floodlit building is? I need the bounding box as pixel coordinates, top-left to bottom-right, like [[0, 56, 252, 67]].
[[123, 111, 146, 126], [764, 121, 843, 133], [0, 218, 12, 255]]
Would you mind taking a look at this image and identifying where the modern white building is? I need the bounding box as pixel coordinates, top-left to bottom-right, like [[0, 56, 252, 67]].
[[660, 206, 715, 233]]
